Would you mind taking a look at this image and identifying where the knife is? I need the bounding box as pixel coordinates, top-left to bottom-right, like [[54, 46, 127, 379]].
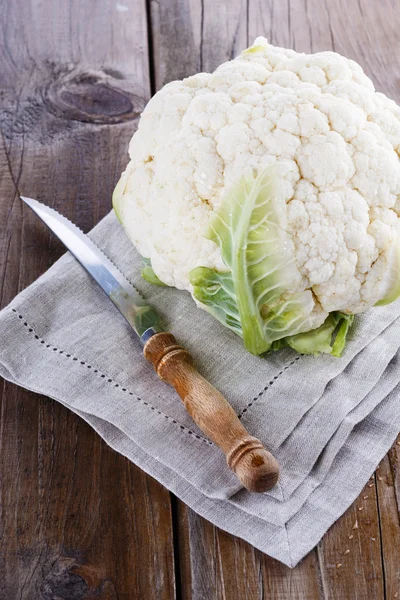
[[21, 196, 279, 493]]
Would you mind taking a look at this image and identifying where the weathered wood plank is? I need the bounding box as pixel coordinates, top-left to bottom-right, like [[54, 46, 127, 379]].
[[0, 1, 176, 598], [0, 391, 176, 599], [376, 439, 400, 599], [249, 0, 400, 101], [249, 0, 400, 596], [177, 503, 324, 600], [151, 0, 400, 598], [317, 478, 384, 600], [148, 5, 325, 591], [149, 0, 247, 89]]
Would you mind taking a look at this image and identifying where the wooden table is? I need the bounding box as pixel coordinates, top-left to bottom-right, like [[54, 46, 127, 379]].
[[1, 0, 400, 598]]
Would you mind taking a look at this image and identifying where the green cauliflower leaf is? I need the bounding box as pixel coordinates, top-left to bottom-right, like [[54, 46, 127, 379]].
[[190, 166, 354, 356]]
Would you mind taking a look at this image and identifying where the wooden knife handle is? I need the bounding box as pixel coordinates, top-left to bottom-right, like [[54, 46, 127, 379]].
[[143, 332, 279, 493]]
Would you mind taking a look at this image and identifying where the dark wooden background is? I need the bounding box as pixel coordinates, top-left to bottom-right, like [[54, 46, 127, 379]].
[[1, 0, 400, 598]]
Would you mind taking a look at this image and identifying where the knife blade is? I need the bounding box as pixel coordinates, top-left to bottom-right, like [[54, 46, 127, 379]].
[[21, 196, 161, 344], [21, 196, 279, 493]]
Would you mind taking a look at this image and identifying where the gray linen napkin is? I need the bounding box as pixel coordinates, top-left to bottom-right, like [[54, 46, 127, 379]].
[[1, 210, 400, 567]]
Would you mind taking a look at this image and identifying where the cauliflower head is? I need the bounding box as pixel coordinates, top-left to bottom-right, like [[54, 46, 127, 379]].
[[113, 37, 400, 355]]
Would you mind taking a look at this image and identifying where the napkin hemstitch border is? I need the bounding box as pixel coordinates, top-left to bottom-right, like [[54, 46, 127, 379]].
[[10, 307, 213, 447]]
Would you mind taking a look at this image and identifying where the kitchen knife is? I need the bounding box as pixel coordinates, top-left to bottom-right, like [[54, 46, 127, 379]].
[[21, 196, 279, 492]]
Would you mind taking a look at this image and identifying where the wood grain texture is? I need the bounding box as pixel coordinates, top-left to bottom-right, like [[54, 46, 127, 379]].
[[376, 440, 400, 600], [149, 0, 247, 88], [0, 392, 176, 600], [149, 0, 400, 598], [0, 1, 176, 599], [177, 503, 324, 600], [317, 477, 384, 600]]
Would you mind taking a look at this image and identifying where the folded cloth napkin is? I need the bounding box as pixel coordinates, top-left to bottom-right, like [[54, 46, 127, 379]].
[[1, 210, 400, 567]]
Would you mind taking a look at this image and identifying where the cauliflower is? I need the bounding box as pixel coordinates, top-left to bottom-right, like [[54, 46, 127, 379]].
[[113, 37, 400, 355]]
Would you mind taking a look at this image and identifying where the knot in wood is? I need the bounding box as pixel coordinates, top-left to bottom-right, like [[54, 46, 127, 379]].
[[42, 569, 89, 600], [46, 72, 143, 124]]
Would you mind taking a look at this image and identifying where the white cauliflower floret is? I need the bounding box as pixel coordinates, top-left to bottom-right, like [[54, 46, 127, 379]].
[[114, 36, 400, 323]]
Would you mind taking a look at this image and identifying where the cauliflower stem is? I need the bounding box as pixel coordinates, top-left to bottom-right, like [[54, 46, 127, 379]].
[[141, 257, 167, 287]]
